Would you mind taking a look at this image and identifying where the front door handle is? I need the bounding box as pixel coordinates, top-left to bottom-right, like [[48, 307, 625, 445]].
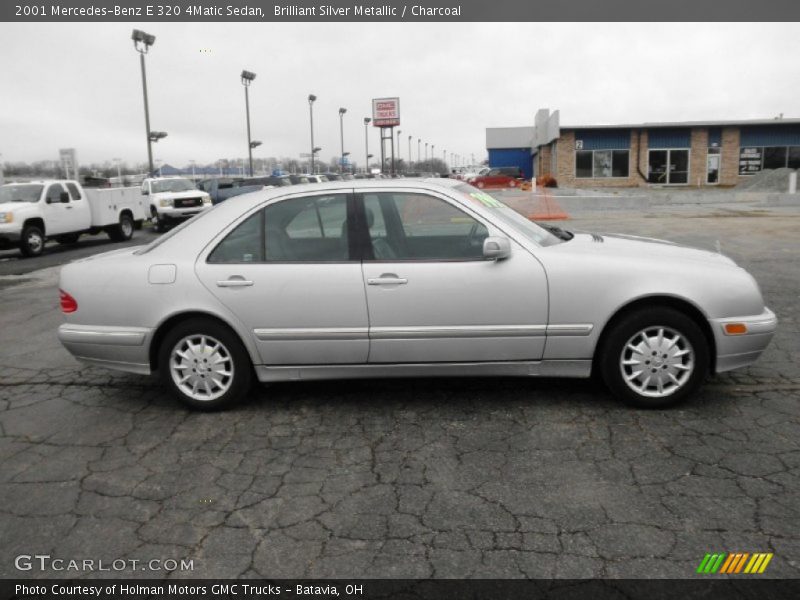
[[367, 274, 408, 286], [217, 278, 254, 288]]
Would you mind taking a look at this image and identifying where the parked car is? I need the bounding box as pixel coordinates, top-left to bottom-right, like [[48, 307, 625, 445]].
[[0, 180, 146, 257], [306, 175, 329, 183], [289, 175, 311, 185], [469, 167, 525, 189], [142, 177, 212, 232], [197, 178, 264, 205], [322, 173, 344, 181], [57, 179, 776, 410], [242, 176, 292, 188]]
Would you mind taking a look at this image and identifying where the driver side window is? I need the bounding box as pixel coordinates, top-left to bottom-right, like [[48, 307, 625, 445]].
[[46, 184, 65, 203]]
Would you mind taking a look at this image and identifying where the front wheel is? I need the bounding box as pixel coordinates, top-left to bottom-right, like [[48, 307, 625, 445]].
[[20, 224, 45, 257], [158, 318, 253, 411], [151, 209, 167, 233], [600, 307, 709, 408]]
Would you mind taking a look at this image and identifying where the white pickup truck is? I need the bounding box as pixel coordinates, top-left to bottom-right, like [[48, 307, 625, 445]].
[[0, 180, 146, 257], [141, 177, 212, 232]]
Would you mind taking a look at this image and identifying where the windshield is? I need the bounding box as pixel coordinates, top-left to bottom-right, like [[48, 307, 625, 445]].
[[455, 184, 562, 247], [151, 178, 195, 193], [134, 204, 223, 255], [0, 184, 43, 203]]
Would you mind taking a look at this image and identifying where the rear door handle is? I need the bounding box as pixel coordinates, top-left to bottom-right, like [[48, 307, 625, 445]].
[[217, 278, 254, 288], [367, 275, 408, 286]]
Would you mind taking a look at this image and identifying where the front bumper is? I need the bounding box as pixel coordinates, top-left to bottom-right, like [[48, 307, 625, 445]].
[[0, 225, 22, 248], [711, 307, 777, 373], [58, 323, 153, 375], [157, 205, 210, 219]]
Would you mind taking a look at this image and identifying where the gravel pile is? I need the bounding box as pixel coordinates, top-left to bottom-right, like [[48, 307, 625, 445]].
[[738, 167, 797, 192]]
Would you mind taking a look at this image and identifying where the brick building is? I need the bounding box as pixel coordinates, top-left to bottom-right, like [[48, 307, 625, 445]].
[[486, 109, 800, 187]]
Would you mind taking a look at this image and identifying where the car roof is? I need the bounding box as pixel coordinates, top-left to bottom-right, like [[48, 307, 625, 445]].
[[213, 177, 464, 213]]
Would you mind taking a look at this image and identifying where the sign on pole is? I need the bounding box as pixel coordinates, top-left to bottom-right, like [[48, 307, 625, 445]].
[[372, 98, 400, 127], [59, 148, 78, 180]]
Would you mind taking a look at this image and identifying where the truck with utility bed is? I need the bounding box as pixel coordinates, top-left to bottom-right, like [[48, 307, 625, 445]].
[[0, 180, 146, 257]]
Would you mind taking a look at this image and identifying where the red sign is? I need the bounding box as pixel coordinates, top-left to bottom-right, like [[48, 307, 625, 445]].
[[372, 97, 400, 127]]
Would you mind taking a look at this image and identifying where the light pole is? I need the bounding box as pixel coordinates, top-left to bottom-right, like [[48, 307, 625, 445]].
[[132, 29, 157, 176], [338, 107, 347, 173], [397, 129, 402, 167], [431, 145, 435, 167], [342, 151, 351, 174], [241, 70, 256, 176], [188, 159, 196, 181], [113, 158, 122, 185], [312, 146, 321, 174], [364, 117, 371, 175], [148, 131, 168, 173], [417, 138, 421, 163], [308, 94, 317, 174], [425, 142, 428, 162], [0, 153, 4, 185]]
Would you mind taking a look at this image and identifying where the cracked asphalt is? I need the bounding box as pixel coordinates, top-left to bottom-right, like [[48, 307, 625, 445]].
[[0, 204, 798, 579]]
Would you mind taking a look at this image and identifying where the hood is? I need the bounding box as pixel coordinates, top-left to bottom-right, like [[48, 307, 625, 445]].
[[561, 231, 738, 268]]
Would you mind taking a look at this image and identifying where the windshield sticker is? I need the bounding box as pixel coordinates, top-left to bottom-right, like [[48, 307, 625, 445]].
[[469, 191, 503, 208]]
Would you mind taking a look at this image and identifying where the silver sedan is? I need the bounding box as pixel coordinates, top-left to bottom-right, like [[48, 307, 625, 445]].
[[57, 179, 776, 410]]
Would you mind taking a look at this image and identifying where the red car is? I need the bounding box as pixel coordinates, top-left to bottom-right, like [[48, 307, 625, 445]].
[[468, 166, 525, 189]]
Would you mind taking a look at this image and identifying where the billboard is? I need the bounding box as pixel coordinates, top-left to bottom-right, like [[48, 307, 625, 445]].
[[372, 97, 400, 127], [59, 148, 78, 179]]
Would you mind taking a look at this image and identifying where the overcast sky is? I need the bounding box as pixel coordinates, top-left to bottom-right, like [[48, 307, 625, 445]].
[[1, 22, 797, 168]]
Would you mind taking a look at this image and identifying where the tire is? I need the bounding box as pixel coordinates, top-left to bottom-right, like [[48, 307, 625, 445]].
[[20, 224, 45, 257], [108, 213, 134, 241], [56, 233, 80, 245], [151, 208, 167, 233], [158, 318, 253, 411], [599, 307, 709, 408]]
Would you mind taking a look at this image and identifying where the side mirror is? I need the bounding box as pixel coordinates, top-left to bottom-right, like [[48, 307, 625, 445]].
[[483, 236, 511, 260], [60, 191, 70, 203]]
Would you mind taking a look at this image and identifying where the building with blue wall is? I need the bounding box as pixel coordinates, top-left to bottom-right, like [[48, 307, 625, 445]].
[[487, 109, 800, 187]]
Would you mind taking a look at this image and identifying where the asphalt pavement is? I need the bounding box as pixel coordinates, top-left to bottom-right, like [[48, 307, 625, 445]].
[[0, 204, 798, 579]]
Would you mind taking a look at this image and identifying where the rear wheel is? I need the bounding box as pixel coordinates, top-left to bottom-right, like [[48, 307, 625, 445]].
[[108, 213, 134, 241], [158, 318, 253, 411], [600, 307, 709, 408], [20, 224, 45, 257]]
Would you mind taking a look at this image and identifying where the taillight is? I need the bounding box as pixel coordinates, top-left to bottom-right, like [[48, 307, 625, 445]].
[[59, 289, 78, 313]]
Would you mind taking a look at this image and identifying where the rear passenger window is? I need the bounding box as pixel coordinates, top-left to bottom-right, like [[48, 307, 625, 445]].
[[208, 210, 264, 263], [66, 183, 82, 200], [207, 194, 351, 263]]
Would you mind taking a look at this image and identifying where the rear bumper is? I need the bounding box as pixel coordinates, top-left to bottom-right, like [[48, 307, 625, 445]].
[[58, 323, 153, 375], [711, 307, 777, 373]]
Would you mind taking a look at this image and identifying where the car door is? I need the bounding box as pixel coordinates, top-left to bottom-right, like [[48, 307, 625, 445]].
[[195, 191, 370, 365], [42, 183, 71, 235], [357, 188, 549, 363], [62, 182, 89, 232]]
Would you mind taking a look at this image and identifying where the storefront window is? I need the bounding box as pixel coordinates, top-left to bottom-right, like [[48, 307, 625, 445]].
[[789, 147, 800, 170], [763, 147, 788, 169], [576, 149, 629, 178]]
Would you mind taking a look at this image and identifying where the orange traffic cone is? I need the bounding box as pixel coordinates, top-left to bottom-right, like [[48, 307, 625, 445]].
[[528, 188, 569, 221]]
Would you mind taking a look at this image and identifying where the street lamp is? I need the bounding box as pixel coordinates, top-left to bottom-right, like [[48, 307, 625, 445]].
[[132, 29, 157, 176], [408, 136, 412, 168], [241, 70, 256, 176], [431, 144, 435, 166], [308, 94, 317, 174], [396, 129, 402, 165], [338, 107, 347, 173], [149, 131, 168, 143], [425, 142, 428, 162], [312, 146, 321, 173], [342, 151, 351, 173], [418, 138, 421, 162], [364, 117, 371, 175]]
